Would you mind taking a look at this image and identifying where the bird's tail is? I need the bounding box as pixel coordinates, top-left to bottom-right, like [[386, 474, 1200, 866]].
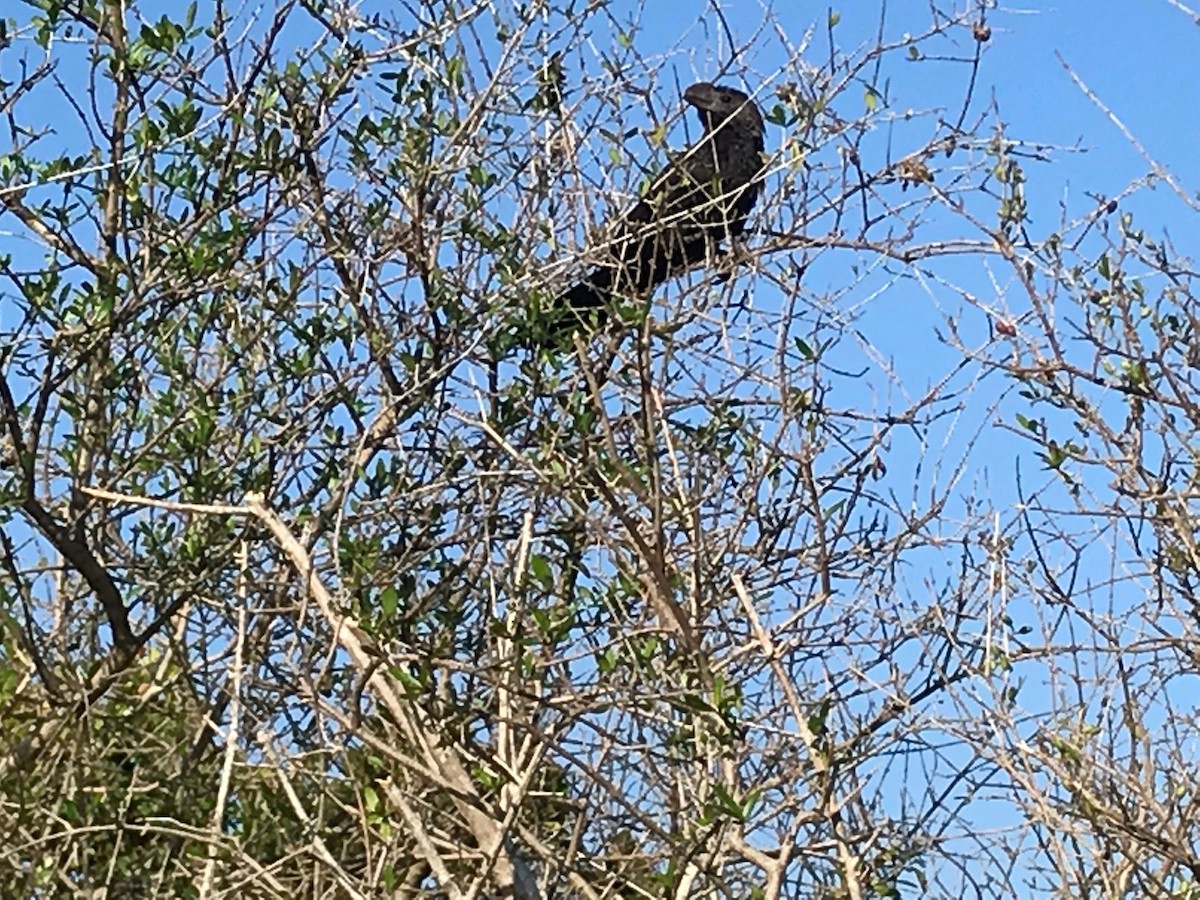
[[559, 276, 609, 314], [541, 268, 613, 342]]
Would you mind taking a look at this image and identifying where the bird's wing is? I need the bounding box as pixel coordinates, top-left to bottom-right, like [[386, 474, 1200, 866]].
[[614, 143, 723, 241]]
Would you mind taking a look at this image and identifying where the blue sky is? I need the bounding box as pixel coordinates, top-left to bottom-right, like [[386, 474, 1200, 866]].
[[994, 1, 1199, 181], [2, 3, 1196, 891], [4, 1, 1190, 678], [596, 1, 1200, 230], [556, 5, 1200, 886]]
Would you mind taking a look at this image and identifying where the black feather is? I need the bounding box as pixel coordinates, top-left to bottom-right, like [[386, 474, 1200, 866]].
[[546, 82, 766, 344]]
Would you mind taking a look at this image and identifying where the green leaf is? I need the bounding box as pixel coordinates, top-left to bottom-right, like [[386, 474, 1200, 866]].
[[380, 586, 398, 619], [446, 55, 464, 89], [529, 554, 553, 589], [1043, 441, 1067, 470], [741, 788, 762, 818], [363, 785, 380, 813], [388, 666, 428, 697]]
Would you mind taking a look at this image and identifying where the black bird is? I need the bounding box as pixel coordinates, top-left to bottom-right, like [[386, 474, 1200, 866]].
[[549, 82, 766, 339]]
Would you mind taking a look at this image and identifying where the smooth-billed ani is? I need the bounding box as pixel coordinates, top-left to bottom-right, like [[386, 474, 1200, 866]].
[[548, 82, 766, 339]]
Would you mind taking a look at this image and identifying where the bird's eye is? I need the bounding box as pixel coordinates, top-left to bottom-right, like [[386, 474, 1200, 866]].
[[720, 92, 732, 103]]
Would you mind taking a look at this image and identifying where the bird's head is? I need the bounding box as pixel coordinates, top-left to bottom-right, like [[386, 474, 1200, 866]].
[[683, 82, 764, 135]]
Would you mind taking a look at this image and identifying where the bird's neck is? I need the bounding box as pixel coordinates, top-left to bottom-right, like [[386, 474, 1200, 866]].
[[711, 120, 763, 154]]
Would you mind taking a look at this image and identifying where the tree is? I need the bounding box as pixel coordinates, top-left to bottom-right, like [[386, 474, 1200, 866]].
[[0, 1, 1197, 898]]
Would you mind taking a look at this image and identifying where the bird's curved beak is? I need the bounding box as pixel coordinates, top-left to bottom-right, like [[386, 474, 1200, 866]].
[[683, 83, 715, 108]]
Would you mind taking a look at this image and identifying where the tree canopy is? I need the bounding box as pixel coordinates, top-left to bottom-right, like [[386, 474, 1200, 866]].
[[1, 1, 1198, 897]]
